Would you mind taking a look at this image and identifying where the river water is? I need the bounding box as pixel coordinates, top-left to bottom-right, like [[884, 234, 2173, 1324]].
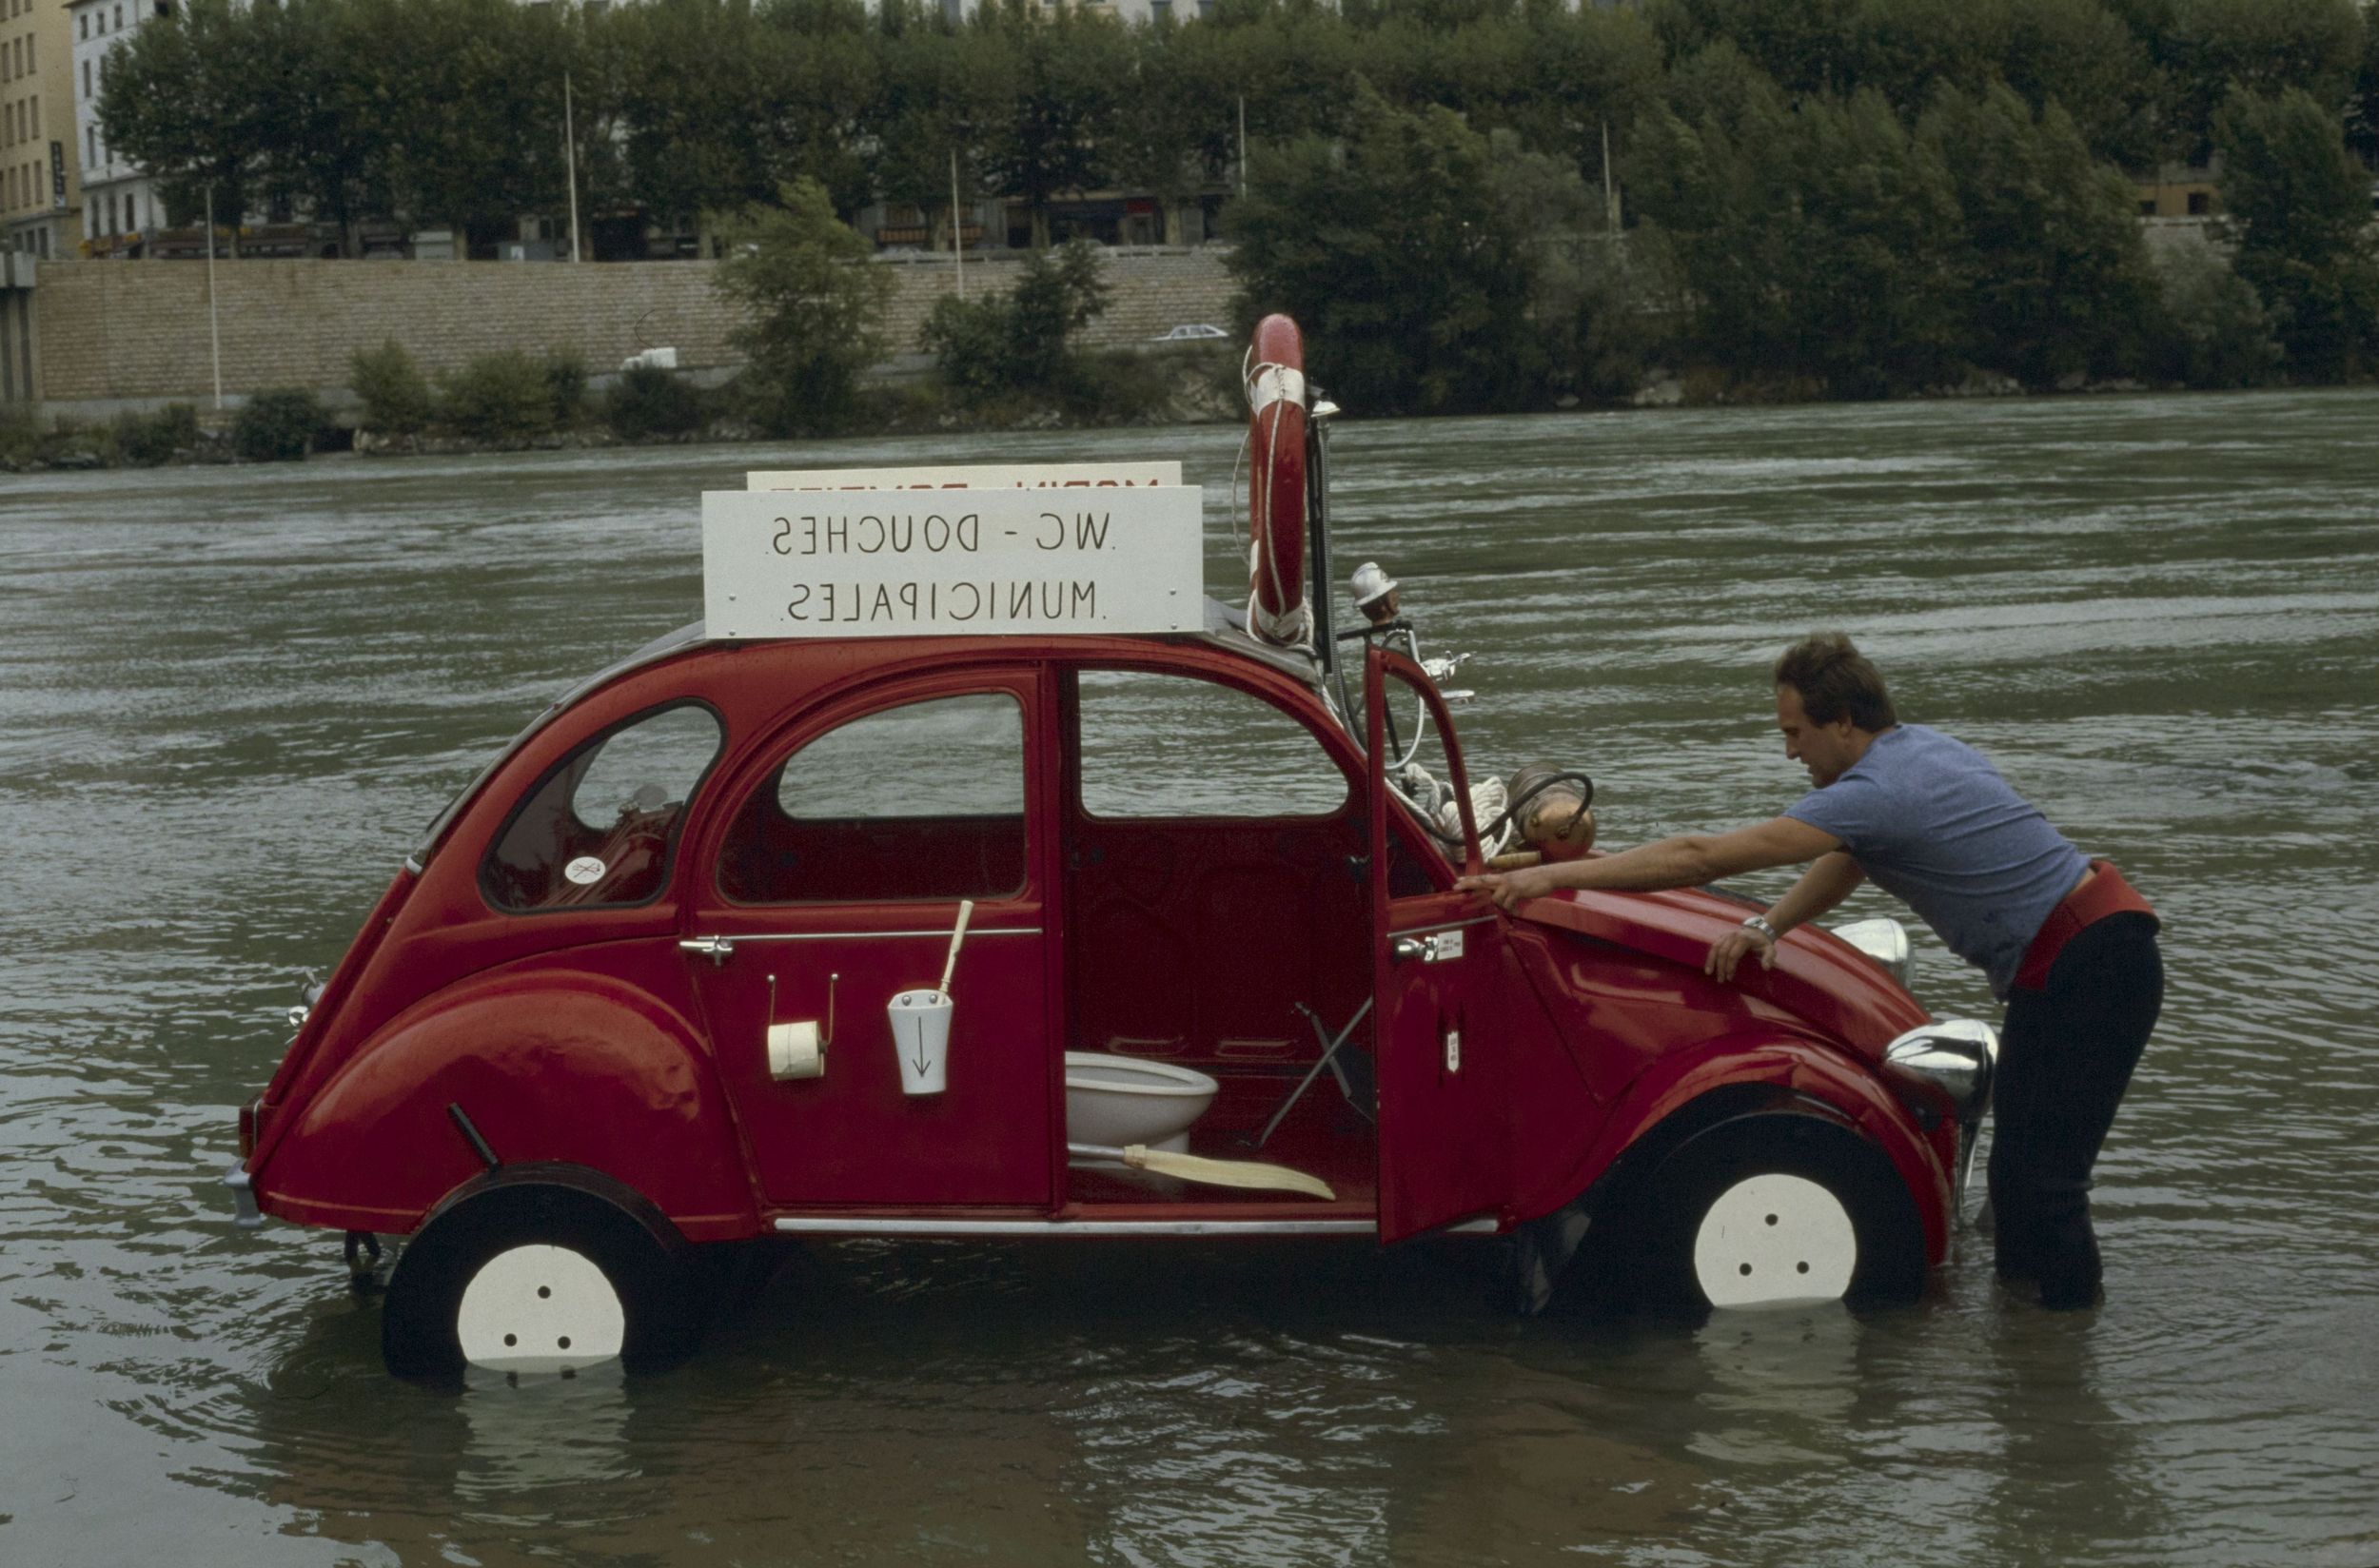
[[3, 391, 2375, 1566]]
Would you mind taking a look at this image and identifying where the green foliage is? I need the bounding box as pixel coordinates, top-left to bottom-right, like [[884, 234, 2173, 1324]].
[[350, 340, 435, 434], [1629, 81, 1969, 396], [437, 351, 558, 442], [2147, 240, 2283, 386], [2216, 87, 2379, 380], [112, 404, 203, 466], [232, 389, 328, 462], [1226, 86, 1552, 414], [2166, 0, 2366, 158], [544, 350, 592, 427], [102, 0, 584, 250], [920, 239, 1112, 407], [605, 365, 709, 441], [712, 177, 894, 434], [0, 404, 37, 467], [1918, 84, 2159, 387]]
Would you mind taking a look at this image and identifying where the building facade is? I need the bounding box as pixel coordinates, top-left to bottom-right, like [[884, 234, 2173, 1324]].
[[3, 0, 83, 256], [70, 0, 167, 256]]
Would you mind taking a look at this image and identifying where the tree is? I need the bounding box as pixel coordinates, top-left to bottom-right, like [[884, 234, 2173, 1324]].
[[1225, 84, 1550, 413], [2147, 238, 2283, 386], [979, 2, 1132, 249], [870, 15, 1013, 234], [713, 178, 896, 433], [1112, 14, 1248, 225], [613, 0, 793, 231], [1919, 83, 2160, 387], [2214, 86, 2379, 379], [2164, 0, 2366, 158], [96, 0, 261, 249], [919, 239, 1111, 405], [1629, 70, 1969, 394]]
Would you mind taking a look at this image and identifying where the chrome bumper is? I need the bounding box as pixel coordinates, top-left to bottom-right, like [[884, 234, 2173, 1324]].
[[224, 1164, 262, 1229]]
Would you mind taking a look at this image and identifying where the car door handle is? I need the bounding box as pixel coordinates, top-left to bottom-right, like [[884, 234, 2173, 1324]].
[[678, 936, 737, 965], [1392, 930, 1468, 966]]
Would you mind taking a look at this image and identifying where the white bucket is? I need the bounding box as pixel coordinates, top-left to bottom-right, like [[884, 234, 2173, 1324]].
[[887, 989, 953, 1095]]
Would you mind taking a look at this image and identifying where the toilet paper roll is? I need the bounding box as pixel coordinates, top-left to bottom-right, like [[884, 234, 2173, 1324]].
[[768, 1020, 825, 1080]]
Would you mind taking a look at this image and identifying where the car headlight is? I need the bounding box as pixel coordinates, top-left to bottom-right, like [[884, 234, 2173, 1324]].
[[1882, 1017, 1998, 1124], [1832, 916, 1912, 988]]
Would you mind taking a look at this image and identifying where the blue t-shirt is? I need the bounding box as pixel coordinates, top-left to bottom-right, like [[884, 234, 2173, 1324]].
[[1782, 725, 2088, 999]]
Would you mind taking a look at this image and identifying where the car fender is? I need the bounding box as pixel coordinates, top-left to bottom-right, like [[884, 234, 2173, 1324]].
[[1521, 1031, 1955, 1265], [252, 969, 757, 1242]]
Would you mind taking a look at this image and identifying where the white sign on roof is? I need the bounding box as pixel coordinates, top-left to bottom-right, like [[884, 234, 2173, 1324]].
[[746, 461, 1181, 491], [703, 487, 1205, 639]]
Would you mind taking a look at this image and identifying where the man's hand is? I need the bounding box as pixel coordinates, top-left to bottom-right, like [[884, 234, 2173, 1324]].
[[1705, 926, 1776, 983], [1456, 863, 1559, 911]]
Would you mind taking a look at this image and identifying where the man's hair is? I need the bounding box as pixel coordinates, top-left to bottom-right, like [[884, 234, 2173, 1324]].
[[1773, 632, 1897, 732]]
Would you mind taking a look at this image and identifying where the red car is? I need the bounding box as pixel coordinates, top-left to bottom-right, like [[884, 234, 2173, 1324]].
[[226, 319, 1996, 1380]]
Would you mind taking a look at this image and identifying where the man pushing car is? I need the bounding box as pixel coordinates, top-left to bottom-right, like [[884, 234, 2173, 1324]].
[[1458, 632, 2163, 1309]]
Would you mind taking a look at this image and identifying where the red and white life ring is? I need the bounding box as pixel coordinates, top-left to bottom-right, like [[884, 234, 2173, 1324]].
[[1245, 313, 1309, 648]]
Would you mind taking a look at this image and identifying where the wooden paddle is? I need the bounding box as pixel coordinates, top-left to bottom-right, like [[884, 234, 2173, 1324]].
[[1066, 1143, 1336, 1201]]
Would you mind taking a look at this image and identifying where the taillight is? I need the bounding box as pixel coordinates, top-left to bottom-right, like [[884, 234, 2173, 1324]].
[[237, 1098, 259, 1158]]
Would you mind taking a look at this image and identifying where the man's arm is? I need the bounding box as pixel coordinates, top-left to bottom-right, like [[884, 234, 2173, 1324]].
[[1457, 816, 1843, 911], [1705, 851, 1866, 982]]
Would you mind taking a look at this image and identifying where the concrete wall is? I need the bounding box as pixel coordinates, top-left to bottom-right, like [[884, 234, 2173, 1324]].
[[22, 245, 1239, 410]]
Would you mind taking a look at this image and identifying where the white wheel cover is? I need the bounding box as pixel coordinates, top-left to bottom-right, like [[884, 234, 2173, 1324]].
[[1691, 1173, 1858, 1307], [457, 1244, 626, 1373]]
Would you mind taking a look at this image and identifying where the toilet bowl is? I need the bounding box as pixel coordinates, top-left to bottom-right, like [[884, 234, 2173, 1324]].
[[1064, 1052, 1218, 1154]]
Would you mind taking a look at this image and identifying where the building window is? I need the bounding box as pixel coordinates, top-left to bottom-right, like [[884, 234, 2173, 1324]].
[[85, 124, 92, 166], [83, 59, 89, 98], [2187, 190, 2211, 217], [114, 4, 123, 28], [80, 15, 88, 39]]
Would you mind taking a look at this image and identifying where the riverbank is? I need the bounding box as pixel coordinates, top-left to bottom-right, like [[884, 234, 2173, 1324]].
[[10, 358, 2342, 474], [0, 345, 1248, 473]]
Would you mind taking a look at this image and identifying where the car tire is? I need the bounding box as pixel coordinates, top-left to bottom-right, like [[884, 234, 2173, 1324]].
[[381, 1173, 701, 1381], [1624, 1110, 1925, 1310]]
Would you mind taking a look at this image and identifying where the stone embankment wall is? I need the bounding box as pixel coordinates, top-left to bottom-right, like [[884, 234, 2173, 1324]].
[[25, 245, 1237, 410]]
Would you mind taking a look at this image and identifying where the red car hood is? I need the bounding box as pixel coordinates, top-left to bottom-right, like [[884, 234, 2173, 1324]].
[[1517, 886, 1932, 1056]]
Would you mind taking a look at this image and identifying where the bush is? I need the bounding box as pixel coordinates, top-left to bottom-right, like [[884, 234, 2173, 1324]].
[[113, 403, 202, 466], [350, 340, 434, 434], [544, 349, 591, 427], [605, 364, 707, 440], [0, 404, 35, 467], [232, 388, 328, 462], [712, 178, 895, 436], [437, 350, 557, 442], [2149, 240, 2285, 387], [920, 240, 1111, 410]]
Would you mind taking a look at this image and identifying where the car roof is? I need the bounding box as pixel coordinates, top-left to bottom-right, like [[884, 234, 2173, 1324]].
[[412, 599, 1337, 868]]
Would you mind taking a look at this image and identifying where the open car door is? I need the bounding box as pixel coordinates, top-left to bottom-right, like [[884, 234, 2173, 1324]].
[[1367, 646, 1513, 1243]]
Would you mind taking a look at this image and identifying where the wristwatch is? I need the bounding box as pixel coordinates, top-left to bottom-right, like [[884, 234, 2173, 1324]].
[[1740, 914, 1779, 942]]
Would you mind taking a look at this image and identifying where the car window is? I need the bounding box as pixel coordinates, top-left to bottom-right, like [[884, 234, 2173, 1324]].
[[719, 691, 1027, 904], [481, 703, 721, 912], [1076, 670, 1348, 818]]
